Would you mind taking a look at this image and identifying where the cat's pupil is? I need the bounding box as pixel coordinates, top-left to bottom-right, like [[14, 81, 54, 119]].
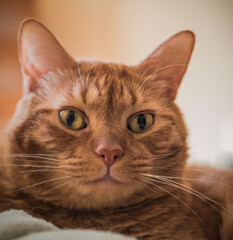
[[137, 114, 146, 129], [66, 110, 75, 126]]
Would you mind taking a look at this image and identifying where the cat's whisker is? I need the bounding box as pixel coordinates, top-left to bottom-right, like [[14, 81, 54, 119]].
[[2, 155, 63, 163], [0, 155, 67, 165], [0, 164, 63, 169], [129, 146, 184, 163], [76, 61, 83, 84], [142, 174, 232, 214], [137, 65, 154, 83], [141, 177, 205, 223], [22, 169, 64, 173], [64, 177, 82, 192], [85, 64, 94, 84], [134, 145, 184, 161], [145, 175, 224, 212], [137, 166, 233, 188], [13, 175, 72, 193], [14, 161, 60, 166], [132, 153, 230, 182], [44, 177, 77, 194], [14, 160, 61, 165], [23, 169, 66, 177], [2, 157, 60, 162], [161, 178, 227, 212], [1, 153, 61, 157], [136, 178, 160, 196], [137, 64, 187, 90], [10, 158, 62, 163], [156, 175, 226, 206], [138, 71, 159, 91], [137, 63, 186, 83], [137, 64, 163, 84], [156, 175, 233, 190], [172, 168, 231, 182], [154, 146, 184, 159], [140, 177, 204, 224]]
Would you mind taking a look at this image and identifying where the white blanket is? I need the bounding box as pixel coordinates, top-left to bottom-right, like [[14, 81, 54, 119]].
[[0, 210, 135, 240]]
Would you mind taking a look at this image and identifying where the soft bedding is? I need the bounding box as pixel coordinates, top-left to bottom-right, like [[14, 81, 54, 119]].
[[0, 210, 135, 240]]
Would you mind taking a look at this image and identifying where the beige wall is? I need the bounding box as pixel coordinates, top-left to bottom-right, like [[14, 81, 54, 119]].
[[2, 0, 233, 166]]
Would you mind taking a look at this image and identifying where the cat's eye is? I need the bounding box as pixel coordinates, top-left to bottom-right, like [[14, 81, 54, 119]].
[[128, 112, 154, 133], [59, 109, 87, 130]]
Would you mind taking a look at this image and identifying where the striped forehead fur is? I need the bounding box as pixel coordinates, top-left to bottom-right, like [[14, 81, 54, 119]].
[[37, 61, 168, 112]]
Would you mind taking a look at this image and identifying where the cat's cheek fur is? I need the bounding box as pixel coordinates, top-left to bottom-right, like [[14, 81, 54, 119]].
[[5, 87, 188, 210], [4, 104, 141, 209]]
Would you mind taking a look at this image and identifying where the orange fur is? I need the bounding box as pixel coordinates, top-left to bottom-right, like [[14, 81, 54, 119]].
[[0, 19, 232, 240]]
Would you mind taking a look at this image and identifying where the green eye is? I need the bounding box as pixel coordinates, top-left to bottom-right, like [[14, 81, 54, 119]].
[[59, 109, 87, 130], [128, 112, 154, 133]]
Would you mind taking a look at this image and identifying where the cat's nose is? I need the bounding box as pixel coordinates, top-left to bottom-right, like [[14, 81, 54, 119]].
[[95, 145, 124, 167]]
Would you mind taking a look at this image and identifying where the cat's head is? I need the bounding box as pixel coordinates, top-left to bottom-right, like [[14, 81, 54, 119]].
[[6, 19, 194, 209]]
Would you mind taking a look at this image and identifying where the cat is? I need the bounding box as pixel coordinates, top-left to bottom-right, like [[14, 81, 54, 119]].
[[0, 19, 233, 240]]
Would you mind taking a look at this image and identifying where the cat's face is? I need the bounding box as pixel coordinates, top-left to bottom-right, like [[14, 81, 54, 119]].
[[6, 20, 194, 209]]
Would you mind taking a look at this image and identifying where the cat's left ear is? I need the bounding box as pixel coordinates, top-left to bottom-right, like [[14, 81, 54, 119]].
[[137, 31, 195, 100], [18, 19, 77, 93]]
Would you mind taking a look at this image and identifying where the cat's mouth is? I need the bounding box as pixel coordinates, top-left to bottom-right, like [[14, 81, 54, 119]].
[[87, 174, 123, 185]]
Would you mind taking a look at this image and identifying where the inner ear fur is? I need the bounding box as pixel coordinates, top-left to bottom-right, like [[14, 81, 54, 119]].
[[18, 18, 76, 93], [137, 31, 195, 100]]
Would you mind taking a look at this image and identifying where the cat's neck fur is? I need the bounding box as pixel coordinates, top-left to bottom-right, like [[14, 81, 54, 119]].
[[1, 156, 221, 240], [1, 175, 208, 240]]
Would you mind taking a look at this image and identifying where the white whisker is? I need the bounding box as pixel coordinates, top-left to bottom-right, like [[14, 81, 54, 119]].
[[23, 169, 66, 177], [2, 155, 62, 163], [85, 64, 94, 84], [141, 173, 232, 215], [140, 177, 203, 224], [44, 177, 77, 194], [157, 175, 233, 190], [137, 63, 187, 89], [76, 61, 83, 84], [0, 164, 62, 169], [14, 175, 72, 193]]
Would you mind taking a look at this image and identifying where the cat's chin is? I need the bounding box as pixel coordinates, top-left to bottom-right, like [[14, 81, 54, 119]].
[[60, 177, 139, 210]]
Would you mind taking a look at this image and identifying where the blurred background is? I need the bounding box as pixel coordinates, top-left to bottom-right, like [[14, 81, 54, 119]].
[[0, 0, 232, 167]]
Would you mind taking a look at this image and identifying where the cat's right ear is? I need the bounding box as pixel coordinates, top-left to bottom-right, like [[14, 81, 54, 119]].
[[18, 19, 76, 93]]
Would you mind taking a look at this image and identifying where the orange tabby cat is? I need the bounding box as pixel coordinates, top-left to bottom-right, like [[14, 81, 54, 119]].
[[0, 19, 232, 240]]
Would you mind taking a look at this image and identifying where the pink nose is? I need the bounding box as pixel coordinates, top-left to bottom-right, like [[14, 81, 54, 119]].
[[96, 145, 124, 167]]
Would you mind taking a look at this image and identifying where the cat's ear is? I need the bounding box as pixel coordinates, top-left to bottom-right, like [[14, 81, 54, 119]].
[[18, 19, 76, 93], [137, 31, 195, 100]]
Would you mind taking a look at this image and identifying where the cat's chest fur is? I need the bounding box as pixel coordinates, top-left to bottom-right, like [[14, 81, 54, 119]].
[[8, 191, 208, 240]]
